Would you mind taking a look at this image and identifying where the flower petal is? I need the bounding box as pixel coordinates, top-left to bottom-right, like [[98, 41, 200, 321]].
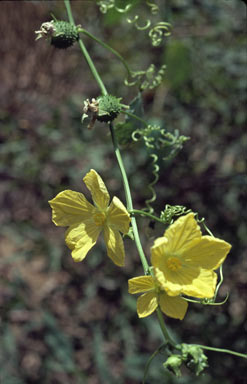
[[65, 221, 101, 262], [181, 269, 217, 298], [128, 276, 155, 294], [107, 196, 130, 234], [103, 226, 125, 266], [163, 213, 202, 253], [183, 235, 231, 270], [49, 190, 94, 226], [159, 292, 188, 320], [153, 236, 168, 248], [154, 267, 168, 289], [151, 238, 171, 270], [162, 268, 217, 298], [83, 169, 110, 210], [137, 292, 158, 318]]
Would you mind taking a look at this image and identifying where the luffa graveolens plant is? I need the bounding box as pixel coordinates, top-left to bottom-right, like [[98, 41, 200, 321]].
[[35, 0, 247, 381]]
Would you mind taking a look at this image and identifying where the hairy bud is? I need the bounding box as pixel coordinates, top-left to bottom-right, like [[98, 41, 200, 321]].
[[35, 20, 79, 49]]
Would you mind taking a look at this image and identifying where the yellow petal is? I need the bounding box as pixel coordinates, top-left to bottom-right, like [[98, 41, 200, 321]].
[[49, 190, 94, 226], [183, 235, 231, 270], [103, 226, 125, 266], [162, 268, 217, 298], [154, 268, 168, 289], [181, 269, 217, 298], [137, 292, 158, 318], [107, 196, 130, 234], [83, 169, 110, 210], [159, 292, 188, 320], [163, 213, 202, 253], [151, 239, 170, 270], [128, 276, 155, 294], [65, 221, 101, 262], [153, 236, 168, 248]]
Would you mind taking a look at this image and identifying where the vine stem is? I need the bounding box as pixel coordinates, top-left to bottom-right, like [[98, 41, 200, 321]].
[[129, 209, 165, 224], [77, 28, 132, 77], [109, 122, 149, 273], [195, 345, 247, 359], [64, 0, 178, 348], [64, 0, 107, 96], [156, 307, 179, 348], [122, 110, 149, 127]]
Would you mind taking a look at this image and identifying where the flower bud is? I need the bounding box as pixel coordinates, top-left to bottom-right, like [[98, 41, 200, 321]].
[[96, 95, 123, 122], [181, 344, 208, 376], [35, 20, 79, 49], [163, 354, 182, 377]]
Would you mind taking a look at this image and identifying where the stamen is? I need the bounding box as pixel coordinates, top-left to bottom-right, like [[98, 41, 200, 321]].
[[93, 212, 106, 226], [167, 257, 181, 271]]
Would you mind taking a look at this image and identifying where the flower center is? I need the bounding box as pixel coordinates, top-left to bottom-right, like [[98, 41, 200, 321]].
[[167, 257, 181, 272], [93, 212, 106, 226]]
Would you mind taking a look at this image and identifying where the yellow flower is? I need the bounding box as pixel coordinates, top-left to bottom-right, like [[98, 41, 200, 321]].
[[151, 213, 231, 298], [128, 268, 188, 320], [49, 169, 130, 266]]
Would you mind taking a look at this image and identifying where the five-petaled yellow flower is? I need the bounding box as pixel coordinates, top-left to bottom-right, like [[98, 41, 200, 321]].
[[151, 213, 231, 299], [49, 169, 130, 266], [128, 268, 188, 320]]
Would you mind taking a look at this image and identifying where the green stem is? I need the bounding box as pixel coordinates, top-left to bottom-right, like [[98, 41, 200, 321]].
[[195, 345, 247, 359], [109, 123, 149, 273], [143, 344, 163, 384], [156, 308, 179, 349], [64, 0, 107, 96], [129, 209, 165, 225], [78, 28, 132, 77], [64, 0, 178, 350], [122, 110, 149, 127]]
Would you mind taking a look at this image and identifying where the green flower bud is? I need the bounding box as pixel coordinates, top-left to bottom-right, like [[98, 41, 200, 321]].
[[35, 20, 79, 49], [181, 344, 208, 376], [96, 95, 128, 123], [163, 355, 182, 377]]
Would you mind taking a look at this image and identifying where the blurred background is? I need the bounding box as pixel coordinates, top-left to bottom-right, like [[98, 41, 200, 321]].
[[0, 1, 246, 383]]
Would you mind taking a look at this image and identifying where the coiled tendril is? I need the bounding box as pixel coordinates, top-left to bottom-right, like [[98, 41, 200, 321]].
[[149, 22, 172, 46], [146, 0, 159, 15], [145, 154, 159, 214], [125, 64, 167, 90], [96, 0, 132, 13], [132, 125, 188, 212]]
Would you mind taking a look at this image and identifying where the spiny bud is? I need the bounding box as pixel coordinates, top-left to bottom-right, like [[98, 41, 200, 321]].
[[82, 95, 129, 128], [96, 94, 128, 123], [35, 20, 79, 49]]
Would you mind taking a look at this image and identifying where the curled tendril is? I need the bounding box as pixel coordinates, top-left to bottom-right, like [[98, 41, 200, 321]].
[[146, 0, 159, 15], [132, 124, 189, 160], [125, 64, 167, 90], [96, 0, 132, 14], [132, 125, 188, 213], [132, 124, 160, 148], [149, 22, 172, 46], [96, 0, 114, 13], [160, 129, 189, 161], [127, 15, 151, 30], [144, 154, 159, 214], [115, 4, 132, 13], [160, 205, 192, 225]]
